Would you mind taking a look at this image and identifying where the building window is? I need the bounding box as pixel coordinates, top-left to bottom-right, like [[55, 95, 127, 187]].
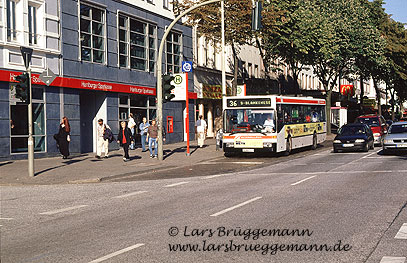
[[203, 38, 208, 66], [248, 63, 252, 78], [80, 3, 105, 63], [6, 0, 17, 42], [254, 64, 259, 78], [28, 5, 37, 45], [10, 87, 46, 153], [166, 31, 182, 73], [163, 0, 169, 9], [118, 15, 156, 73]]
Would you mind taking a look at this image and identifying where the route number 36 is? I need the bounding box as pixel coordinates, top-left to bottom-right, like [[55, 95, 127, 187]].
[[229, 100, 238, 107]]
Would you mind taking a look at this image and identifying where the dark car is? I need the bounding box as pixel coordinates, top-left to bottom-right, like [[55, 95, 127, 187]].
[[333, 123, 374, 153]]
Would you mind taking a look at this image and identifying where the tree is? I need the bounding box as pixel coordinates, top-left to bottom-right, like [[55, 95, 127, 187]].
[[261, 0, 321, 90], [176, 0, 280, 93]]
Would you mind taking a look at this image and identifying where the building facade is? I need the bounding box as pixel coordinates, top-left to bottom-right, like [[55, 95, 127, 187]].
[[0, 0, 194, 160]]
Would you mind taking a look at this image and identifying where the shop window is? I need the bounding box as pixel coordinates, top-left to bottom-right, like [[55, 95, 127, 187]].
[[119, 95, 128, 105], [10, 87, 46, 153], [130, 95, 147, 107]]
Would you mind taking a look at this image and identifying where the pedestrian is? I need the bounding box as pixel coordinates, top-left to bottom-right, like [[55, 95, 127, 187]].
[[56, 116, 71, 159], [128, 113, 136, 150], [117, 121, 132, 162], [96, 118, 110, 159], [139, 116, 149, 152], [147, 119, 158, 158], [195, 115, 207, 148]]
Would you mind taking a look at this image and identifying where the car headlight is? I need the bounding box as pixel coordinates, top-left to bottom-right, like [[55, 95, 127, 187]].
[[333, 140, 341, 143], [355, 139, 366, 143], [373, 133, 381, 137], [383, 139, 392, 143]]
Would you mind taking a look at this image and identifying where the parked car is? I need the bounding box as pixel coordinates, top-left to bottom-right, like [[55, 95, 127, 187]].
[[333, 123, 374, 153], [382, 122, 407, 154], [355, 114, 387, 145]]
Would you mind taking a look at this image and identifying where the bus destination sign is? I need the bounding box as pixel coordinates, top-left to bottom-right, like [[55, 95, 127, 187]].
[[227, 98, 272, 108]]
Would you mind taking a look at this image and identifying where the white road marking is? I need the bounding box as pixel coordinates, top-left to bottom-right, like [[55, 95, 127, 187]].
[[202, 174, 227, 180], [380, 256, 406, 263], [0, 218, 14, 220], [395, 223, 407, 239], [112, 191, 148, 199], [291, 176, 317, 186], [244, 170, 407, 177], [39, 205, 88, 215], [88, 244, 145, 263], [210, 197, 262, 217], [164, 182, 189, 188]]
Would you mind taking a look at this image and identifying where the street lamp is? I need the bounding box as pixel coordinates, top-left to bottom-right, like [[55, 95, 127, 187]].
[[156, 0, 226, 161]]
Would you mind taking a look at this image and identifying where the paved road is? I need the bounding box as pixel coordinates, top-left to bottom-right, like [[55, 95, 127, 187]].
[[1, 148, 406, 263]]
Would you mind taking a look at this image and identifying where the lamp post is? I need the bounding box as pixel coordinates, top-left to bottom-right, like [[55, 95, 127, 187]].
[[156, 0, 225, 161]]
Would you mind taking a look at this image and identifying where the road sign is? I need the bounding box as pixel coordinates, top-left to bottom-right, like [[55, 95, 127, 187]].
[[182, 61, 193, 73], [39, 68, 57, 86], [170, 73, 187, 101], [20, 47, 33, 69]]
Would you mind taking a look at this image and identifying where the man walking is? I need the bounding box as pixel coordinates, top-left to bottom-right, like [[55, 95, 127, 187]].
[[96, 119, 109, 159], [195, 115, 207, 148], [147, 119, 158, 158], [139, 117, 149, 152]]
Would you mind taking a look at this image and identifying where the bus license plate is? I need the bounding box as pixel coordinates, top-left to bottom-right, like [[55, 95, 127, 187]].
[[343, 143, 354, 147], [242, 149, 255, 152]]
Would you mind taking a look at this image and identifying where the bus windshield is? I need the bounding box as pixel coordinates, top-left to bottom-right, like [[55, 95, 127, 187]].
[[224, 109, 276, 134]]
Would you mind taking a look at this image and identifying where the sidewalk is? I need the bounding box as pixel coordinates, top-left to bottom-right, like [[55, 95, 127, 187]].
[[0, 139, 223, 186]]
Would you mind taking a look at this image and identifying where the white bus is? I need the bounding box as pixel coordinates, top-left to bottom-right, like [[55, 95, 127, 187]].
[[222, 96, 327, 156]]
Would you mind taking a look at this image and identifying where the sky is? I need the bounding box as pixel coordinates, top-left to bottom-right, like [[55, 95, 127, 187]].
[[383, 0, 407, 24]]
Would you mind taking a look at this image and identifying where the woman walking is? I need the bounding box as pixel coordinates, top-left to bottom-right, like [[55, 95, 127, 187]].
[[117, 121, 132, 161], [57, 116, 70, 159]]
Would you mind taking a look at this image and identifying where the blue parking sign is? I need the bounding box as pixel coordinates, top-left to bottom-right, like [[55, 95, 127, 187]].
[[182, 61, 193, 73]]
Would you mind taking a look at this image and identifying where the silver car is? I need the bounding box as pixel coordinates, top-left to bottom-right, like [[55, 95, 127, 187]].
[[382, 122, 407, 154]]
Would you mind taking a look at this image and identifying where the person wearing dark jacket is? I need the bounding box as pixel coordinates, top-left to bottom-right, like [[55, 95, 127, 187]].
[[57, 116, 71, 159], [117, 121, 132, 161]]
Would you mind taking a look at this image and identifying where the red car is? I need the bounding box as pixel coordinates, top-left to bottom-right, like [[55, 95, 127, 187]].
[[355, 115, 388, 145]]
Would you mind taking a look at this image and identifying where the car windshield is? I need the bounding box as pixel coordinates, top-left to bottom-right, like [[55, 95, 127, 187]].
[[356, 117, 380, 127], [224, 109, 276, 134], [389, 124, 407, 134], [338, 126, 366, 135]]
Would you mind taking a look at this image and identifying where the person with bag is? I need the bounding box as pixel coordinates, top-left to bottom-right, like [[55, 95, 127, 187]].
[[56, 116, 71, 159], [128, 113, 136, 150], [96, 119, 110, 159], [117, 121, 132, 162]]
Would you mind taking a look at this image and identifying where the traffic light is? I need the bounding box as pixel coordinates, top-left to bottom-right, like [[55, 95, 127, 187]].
[[252, 1, 263, 31], [14, 72, 30, 103], [162, 74, 175, 103]]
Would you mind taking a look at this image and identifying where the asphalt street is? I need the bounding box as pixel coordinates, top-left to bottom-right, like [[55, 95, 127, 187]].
[[1, 147, 406, 263]]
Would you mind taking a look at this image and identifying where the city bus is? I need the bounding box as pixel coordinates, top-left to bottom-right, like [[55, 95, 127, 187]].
[[222, 95, 327, 156]]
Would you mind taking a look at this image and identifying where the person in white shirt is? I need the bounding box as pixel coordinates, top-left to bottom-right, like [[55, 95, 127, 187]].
[[195, 115, 207, 148], [128, 113, 136, 150], [263, 115, 275, 132], [96, 119, 110, 159]]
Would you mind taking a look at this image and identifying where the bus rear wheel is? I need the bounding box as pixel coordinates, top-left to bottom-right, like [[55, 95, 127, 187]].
[[311, 134, 317, 150], [284, 138, 292, 156]]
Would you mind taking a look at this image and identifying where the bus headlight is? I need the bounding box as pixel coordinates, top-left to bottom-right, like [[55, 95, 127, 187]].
[[263, 142, 273, 147], [225, 142, 234, 147]]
